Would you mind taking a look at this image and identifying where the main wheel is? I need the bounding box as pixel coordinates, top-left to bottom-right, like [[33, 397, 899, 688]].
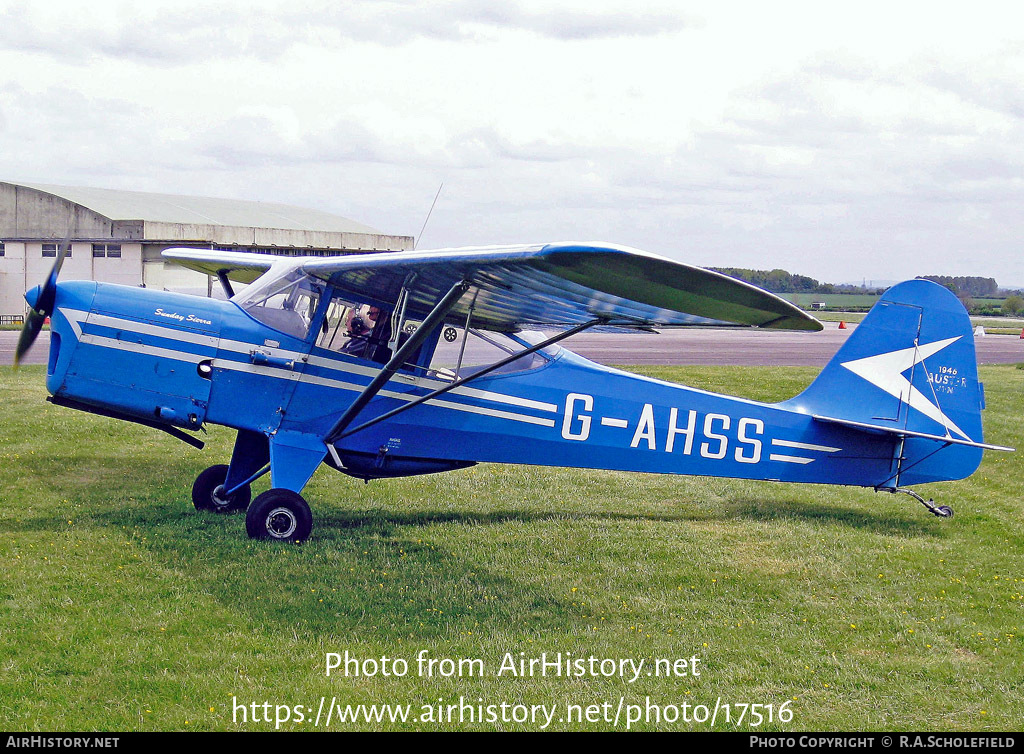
[[245, 489, 313, 542], [192, 464, 251, 513]]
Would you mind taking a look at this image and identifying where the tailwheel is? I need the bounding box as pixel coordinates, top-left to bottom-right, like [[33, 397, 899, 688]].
[[885, 487, 953, 518], [192, 464, 251, 513], [246, 489, 313, 542]]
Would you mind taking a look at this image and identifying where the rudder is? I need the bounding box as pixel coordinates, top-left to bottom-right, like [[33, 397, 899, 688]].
[[781, 279, 986, 485]]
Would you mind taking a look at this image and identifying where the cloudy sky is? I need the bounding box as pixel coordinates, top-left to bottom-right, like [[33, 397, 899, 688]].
[[2, 0, 1023, 285]]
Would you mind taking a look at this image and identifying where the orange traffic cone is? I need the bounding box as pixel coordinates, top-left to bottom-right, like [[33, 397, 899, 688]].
[[838, 321, 847, 329], [1019, 327, 1023, 339]]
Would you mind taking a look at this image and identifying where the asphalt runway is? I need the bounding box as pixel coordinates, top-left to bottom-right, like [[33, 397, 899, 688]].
[[3, 323, 1021, 368]]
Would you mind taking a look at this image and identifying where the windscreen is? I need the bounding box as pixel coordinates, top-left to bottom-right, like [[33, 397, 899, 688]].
[[234, 267, 324, 339]]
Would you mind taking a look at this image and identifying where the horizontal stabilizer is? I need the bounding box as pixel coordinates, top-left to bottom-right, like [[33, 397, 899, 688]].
[[812, 414, 1014, 452]]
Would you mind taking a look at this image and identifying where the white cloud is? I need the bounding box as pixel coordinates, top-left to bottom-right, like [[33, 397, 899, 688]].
[[1, 0, 1023, 284]]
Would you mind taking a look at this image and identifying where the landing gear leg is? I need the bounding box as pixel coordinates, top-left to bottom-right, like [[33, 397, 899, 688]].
[[885, 487, 954, 518], [192, 464, 251, 513], [242, 431, 327, 542]]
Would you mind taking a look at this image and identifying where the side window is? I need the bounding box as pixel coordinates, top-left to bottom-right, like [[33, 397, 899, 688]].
[[424, 327, 551, 382], [316, 294, 393, 364]]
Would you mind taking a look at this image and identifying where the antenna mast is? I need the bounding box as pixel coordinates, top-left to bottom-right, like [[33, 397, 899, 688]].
[[415, 182, 444, 250]]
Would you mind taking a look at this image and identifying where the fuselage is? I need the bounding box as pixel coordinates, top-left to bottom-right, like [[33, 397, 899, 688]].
[[40, 277, 947, 492]]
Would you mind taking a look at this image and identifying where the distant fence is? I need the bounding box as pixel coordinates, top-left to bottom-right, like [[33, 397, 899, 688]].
[[0, 315, 24, 325]]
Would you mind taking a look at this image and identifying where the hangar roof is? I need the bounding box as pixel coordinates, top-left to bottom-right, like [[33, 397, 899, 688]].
[[12, 181, 382, 235]]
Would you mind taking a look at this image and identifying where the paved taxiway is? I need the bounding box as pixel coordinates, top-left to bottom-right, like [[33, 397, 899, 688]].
[[2, 322, 1021, 368]]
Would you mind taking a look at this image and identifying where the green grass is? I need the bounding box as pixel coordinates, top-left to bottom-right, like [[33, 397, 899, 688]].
[[0, 365, 1021, 732], [812, 312, 867, 324], [780, 293, 881, 309]]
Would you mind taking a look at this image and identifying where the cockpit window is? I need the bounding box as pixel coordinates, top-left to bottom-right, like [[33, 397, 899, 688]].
[[234, 268, 324, 339], [316, 295, 393, 364]]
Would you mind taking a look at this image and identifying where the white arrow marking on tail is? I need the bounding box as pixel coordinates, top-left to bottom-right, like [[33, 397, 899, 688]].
[[840, 336, 971, 441]]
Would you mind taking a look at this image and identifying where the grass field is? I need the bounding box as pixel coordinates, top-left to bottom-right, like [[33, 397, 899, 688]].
[[0, 364, 1021, 732], [780, 293, 881, 309]]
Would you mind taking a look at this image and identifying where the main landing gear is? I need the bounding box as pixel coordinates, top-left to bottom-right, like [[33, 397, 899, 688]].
[[886, 487, 954, 518], [191, 464, 313, 542], [192, 464, 251, 513]]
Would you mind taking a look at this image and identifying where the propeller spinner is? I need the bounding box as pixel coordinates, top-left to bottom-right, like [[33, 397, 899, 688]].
[[14, 242, 67, 368]]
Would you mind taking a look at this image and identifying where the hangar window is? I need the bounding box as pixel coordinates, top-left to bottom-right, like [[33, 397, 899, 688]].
[[42, 243, 70, 258], [92, 243, 122, 258], [0, 242, 5, 257]]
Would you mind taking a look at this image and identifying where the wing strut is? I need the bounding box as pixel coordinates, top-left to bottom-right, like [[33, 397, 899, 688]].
[[324, 279, 472, 445], [216, 269, 235, 298], [331, 316, 608, 442]]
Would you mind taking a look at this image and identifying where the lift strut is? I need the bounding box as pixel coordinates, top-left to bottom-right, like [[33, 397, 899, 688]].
[[332, 316, 608, 441], [324, 279, 472, 445]]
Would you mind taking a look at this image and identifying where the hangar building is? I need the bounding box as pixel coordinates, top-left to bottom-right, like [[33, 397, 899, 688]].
[[0, 181, 414, 318]]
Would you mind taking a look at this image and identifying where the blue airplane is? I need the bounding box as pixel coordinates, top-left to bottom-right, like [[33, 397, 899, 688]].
[[14, 242, 1012, 542]]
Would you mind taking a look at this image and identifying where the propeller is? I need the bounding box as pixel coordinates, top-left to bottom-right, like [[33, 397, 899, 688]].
[[14, 240, 68, 368]]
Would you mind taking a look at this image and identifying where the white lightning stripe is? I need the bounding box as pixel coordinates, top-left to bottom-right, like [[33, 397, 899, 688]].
[[769, 454, 815, 465], [60, 308, 88, 339], [86, 311, 218, 348], [69, 310, 554, 414], [217, 340, 559, 411], [380, 391, 556, 427], [771, 439, 841, 453], [80, 334, 207, 365], [446, 383, 558, 413], [213, 360, 555, 427], [841, 337, 971, 441], [72, 315, 554, 428], [600, 417, 629, 428]]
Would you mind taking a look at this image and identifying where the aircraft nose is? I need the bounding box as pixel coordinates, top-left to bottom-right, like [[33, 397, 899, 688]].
[[25, 284, 43, 311]]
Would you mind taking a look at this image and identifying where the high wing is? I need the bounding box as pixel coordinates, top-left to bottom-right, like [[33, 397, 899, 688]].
[[300, 243, 821, 331], [164, 242, 822, 332], [162, 248, 278, 285]]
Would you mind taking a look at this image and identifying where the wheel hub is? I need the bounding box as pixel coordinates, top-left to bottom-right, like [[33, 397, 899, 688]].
[[266, 507, 298, 538], [211, 485, 232, 509]]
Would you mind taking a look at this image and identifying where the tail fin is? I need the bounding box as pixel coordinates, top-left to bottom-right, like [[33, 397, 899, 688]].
[[782, 279, 990, 485]]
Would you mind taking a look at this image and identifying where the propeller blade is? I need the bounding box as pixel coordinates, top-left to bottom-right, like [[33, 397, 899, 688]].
[[13, 239, 69, 368], [13, 309, 46, 368], [35, 241, 68, 317]]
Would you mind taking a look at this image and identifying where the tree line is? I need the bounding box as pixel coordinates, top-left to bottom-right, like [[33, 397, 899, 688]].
[[710, 268, 838, 294], [713, 268, 1007, 299], [914, 275, 998, 298]]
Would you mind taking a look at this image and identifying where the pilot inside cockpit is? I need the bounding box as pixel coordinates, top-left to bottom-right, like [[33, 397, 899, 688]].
[[341, 305, 391, 361]]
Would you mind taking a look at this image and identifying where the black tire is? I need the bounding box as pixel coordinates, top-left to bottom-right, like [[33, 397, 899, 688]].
[[192, 464, 251, 513], [245, 489, 313, 542]]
